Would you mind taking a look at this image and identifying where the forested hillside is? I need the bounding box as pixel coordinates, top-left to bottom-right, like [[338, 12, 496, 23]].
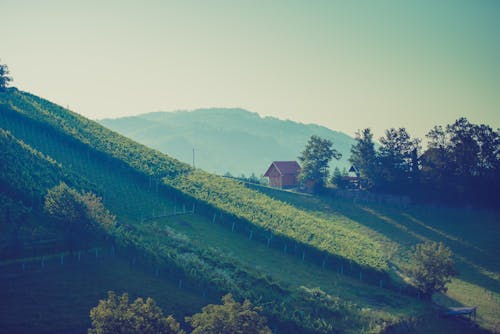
[[99, 108, 356, 176]]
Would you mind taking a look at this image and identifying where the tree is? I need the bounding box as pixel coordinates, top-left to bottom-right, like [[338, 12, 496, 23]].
[[89, 291, 184, 334], [186, 294, 272, 334], [421, 118, 500, 205], [330, 167, 350, 189], [378, 127, 421, 192], [44, 182, 116, 252], [298, 135, 341, 192], [408, 241, 457, 298], [0, 62, 12, 91], [349, 128, 378, 189]]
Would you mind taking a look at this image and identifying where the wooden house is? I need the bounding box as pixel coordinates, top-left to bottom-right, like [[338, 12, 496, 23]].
[[264, 161, 301, 188]]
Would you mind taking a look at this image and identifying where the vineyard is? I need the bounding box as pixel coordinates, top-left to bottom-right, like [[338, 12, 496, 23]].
[[1, 88, 388, 271], [1, 90, 401, 333], [0, 88, 492, 333]]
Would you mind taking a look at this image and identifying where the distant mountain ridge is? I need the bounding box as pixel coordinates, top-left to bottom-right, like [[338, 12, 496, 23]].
[[99, 108, 356, 176]]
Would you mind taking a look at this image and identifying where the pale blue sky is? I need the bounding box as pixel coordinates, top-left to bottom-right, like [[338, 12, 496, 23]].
[[1, 0, 499, 139]]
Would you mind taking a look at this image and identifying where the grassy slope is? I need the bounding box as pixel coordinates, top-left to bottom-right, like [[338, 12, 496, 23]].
[[0, 123, 208, 333], [1, 88, 388, 272], [0, 252, 209, 334], [251, 185, 500, 331], [1, 89, 491, 332]]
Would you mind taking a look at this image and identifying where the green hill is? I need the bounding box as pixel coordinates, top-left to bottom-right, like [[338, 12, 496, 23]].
[[1, 87, 494, 333], [99, 108, 356, 176]]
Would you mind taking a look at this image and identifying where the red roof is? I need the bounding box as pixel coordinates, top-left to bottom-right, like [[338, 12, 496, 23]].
[[264, 161, 301, 176]]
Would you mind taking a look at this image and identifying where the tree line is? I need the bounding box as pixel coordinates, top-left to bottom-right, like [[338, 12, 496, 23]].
[[299, 118, 499, 207]]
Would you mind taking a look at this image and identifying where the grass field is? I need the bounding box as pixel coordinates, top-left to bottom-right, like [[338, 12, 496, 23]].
[[0, 250, 211, 334], [250, 185, 500, 331]]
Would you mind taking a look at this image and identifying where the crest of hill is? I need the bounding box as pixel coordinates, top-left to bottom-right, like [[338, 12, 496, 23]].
[[99, 108, 356, 176]]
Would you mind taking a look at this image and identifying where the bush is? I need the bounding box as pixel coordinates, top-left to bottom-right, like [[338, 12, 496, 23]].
[[186, 294, 272, 334], [88, 291, 184, 334], [408, 241, 457, 298]]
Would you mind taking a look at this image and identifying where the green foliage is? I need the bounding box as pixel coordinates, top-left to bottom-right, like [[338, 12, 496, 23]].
[[0, 88, 400, 333], [349, 128, 377, 189], [422, 118, 499, 205], [0, 128, 63, 201], [44, 183, 116, 251], [1, 88, 387, 271], [44, 183, 87, 225], [298, 135, 341, 191], [165, 169, 387, 271], [88, 291, 184, 334], [408, 241, 457, 298], [186, 294, 272, 334], [330, 167, 350, 189], [377, 127, 420, 193], [0, 62, 12, 91]]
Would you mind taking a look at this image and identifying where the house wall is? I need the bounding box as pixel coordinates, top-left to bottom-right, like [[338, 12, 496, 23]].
[[281, 174, 298, 188]]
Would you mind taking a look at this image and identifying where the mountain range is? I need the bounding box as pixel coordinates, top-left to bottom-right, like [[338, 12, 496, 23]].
[[99, 108, 356, 176]]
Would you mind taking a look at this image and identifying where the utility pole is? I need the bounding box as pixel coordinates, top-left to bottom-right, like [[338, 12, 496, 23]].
[[192, 148, 195, 169]]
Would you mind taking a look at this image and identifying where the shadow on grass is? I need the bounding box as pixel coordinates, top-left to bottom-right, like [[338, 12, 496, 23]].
[[256, 189, 500, 295]]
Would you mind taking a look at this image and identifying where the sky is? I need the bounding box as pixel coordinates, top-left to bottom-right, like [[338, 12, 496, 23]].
[[1, 0, 499, 139]]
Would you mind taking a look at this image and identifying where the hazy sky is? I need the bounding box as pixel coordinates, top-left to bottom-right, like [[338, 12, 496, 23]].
[[1, 0, 499, 139]]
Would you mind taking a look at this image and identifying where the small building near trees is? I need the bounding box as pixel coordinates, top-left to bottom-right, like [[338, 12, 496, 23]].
[[264, 161, 301, 188]]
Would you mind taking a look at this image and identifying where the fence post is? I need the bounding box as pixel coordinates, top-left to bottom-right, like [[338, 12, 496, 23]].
[[178, 279, 183, 289], [231, 222, 235, 232], [359, 271, 362, 281], [212, 213, 216, 224], [249, 230, 253, 240]]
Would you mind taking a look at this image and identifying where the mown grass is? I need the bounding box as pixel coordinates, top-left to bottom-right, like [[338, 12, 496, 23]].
[[251, 186, 500, 331]]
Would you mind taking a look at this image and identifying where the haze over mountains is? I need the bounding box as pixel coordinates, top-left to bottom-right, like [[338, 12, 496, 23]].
[[99, 108, 356, 176]]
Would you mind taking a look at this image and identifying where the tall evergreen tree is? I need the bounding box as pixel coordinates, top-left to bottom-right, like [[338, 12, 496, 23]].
[[349, 128, 378, 189], [0, 62, 12, 91]]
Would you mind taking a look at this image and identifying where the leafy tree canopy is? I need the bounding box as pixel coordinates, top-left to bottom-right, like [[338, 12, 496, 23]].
[[298, 135, 341, 191], [88, 291, 184, 334], [44, 182, 115, 231], [186, 294, 272, 334], [408, 241, 457, 298]]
